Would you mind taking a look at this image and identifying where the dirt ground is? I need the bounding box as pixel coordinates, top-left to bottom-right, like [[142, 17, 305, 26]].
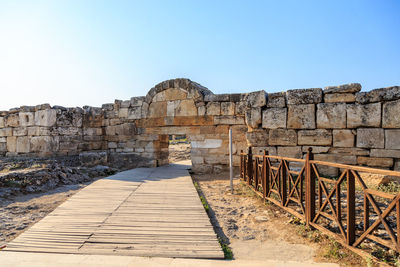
[[0, 182, 90, 245], [193, 173, 365, 266], [169, 143, 191, 162]]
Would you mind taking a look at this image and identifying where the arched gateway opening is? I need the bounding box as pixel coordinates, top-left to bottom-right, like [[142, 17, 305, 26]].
[[108, 78, 250, 173]]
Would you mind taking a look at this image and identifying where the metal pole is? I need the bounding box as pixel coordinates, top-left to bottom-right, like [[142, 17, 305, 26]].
[[229, 128, 233, 194]]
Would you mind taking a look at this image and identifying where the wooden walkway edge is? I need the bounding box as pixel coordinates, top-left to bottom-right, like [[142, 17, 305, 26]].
[[4, 161, 224, 259]]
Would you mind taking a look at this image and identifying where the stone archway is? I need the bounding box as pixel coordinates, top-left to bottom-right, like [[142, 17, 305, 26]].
[[106, 79, 247, 172]]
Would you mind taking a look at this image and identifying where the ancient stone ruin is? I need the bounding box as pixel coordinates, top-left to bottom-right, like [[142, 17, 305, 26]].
[[0, 79, 399, 173]]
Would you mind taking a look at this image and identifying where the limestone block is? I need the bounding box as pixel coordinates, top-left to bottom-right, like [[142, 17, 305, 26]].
[[27, 126, 51, 136], [7, 136, 16, 152], [346, 103, 381, 128], [385, 130, 400, 149], [191, 139, 222, 149], [262, 108, 286, 129], [328, 147, 369, 156], [130, 96, 145, 107], [357, 128, 384, 148], [198, 105, 206, 116], [35, 109, 57, 127], [192, 164, 213, 173], [16, 136, 30, 153], [246, 90, 267, 107], [191, 156, 204, 164], [287, 104, 315, 129], [56, 127, 80, 136], [19, 112, 35, 126], [301, 146, 330, 153], [324, 93, 355, 103], [357, 156, 393, 168], [204, 155, 229, 165], [154, 88, 187, 102], [0, 128, 13, 137], [141, 102, 149, 118], [246, 130, 268, 147], [214, 116, 245, 125], [0, 117, 4, 127], [206, 102, 221, 116], [251, 146, 277, 156], [84, 128, 103, 136], [119, 108, 129, 118], [5, 114, 19, 127], [115, 123, 136, 136], [105, 126, 116, 136], [245, 108, 261, 129], [287, 88, 322, 105], [333, 129, 354, 147], [30, 136, 58, 153], [383, 99, 400, 128], [269, 129, 297, 146], [205, 94, 230, 102], [148, 101, 167, 118], [221, 102, 235, 116], [314, 153, 357, 165], [323, 83, 361, 94], [0, 143, 6, 152], [298, 129, 332, 145], [370, 149, 400, 158], [267, 92, 286, 108], [108, 142, 117, 149], [235, 101, 246, 115], [356, 86, 400, 104], [127, 106, 142, 120], [13, 127, 27, 136], [121, 100, 131, 108], [175, 99, 197, 116], [102, 103, 114, 111], [277, 146, 302, 158], [167, 101, 177, 117], [316, 103, 346, 129], [56, 109, 83, 127]]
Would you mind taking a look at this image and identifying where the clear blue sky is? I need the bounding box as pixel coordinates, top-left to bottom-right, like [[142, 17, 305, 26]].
[[0, 0, 399, 109]]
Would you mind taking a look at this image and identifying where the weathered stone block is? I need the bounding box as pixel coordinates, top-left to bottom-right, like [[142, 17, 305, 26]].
[[269, 129, 297, 146], [235, 101, 246, 115], [287, 88, 322, 105], [148, 101, 167, 118], [346, 103, 381, 128], [323, 83, 361, 94], [298, 129, 332, 145], [191, 156, 204, 164], [35, 109, 57, 127], [262, 108, 286, 129], [127, 106, 142, 120], [316, 103, 346, 129], [246, 130, 268, 147], [245, 108, 261, 129], [383, 99, 400, 128], [356, 86, 400, 104], [357, 128, 384, 148], [324, 93, 355, 103], [6, 136, 16, 152], [13, 127, 27, 136], [357, 157, 393, 168], [314, 153, 357, 165], [301, 146, 330, 153], [206, 102, 221, 116], [175, 99, 197, 116], [204, 94, 230, 102], [214, 116, 244, 125], [267, 92, 286, 108], [197, 105, 206, 116], [385, 130, 400, 149], [0, 128, 13, 137], [191, 139, 222, 149], [16, 136, 30, 153], [221, 102, 235, 116], [246, 90, 267, 107], [370, 149, 400, 158], [19, 112, 35, 126], [333, 129, 354, 147], [277, 146, 302, 158], [5, 114, 19, 127], [328, 147, 369, 156], [130, 96, 145, 107], [118, 108, 128, 118], [0, 117, 4, 127], [287, 104, 315, 129]]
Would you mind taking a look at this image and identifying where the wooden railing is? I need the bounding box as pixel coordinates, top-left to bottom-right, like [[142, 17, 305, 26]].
[[240, 147, 400, 258]]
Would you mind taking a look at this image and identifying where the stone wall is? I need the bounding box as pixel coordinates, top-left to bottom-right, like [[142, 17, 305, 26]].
[[0, 79, 399, 173]]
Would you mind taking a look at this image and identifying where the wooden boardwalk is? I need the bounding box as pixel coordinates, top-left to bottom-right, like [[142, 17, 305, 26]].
[[4, 161, 224, 259]]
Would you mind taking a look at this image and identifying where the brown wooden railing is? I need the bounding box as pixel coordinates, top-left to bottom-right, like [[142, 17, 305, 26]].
[[240, 147, 400, 258]]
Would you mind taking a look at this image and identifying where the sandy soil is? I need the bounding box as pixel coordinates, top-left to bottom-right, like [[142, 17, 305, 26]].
[[169, 143, 191, 162], [0, 182, 91, 245]]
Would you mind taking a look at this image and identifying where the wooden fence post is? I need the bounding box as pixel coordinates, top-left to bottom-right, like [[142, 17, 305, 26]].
[[305, 147, 315, 225], [240, 150, 244, 179], [247, 147, 253, 185], [263, 150, 269, 200], [281, 159, 287, 206], [347, 170, 356, 245]]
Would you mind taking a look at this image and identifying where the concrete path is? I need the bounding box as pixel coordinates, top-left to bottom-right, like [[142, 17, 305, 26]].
[[3, 161, 224, 259]]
